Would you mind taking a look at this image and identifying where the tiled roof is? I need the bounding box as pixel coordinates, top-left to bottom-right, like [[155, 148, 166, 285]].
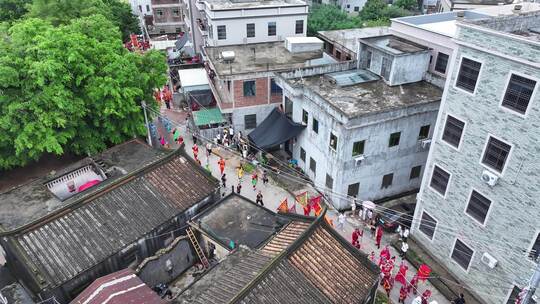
[[71, 269, 167, 304], [9, 152, 217, 289], [288, 225, 379, 303], [176, 249, 271, 304], [259, 220, 311, 257]]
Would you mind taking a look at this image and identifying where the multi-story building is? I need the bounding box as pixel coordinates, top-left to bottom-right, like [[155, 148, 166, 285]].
[[434, 0, 514, 13], [276, 35, 443, 209], [130, 0, 154, 17], [147, 0, 187, 36], [411, 12, 540, 304], [318, 27, 389, 62], [205, 38, 340, 133], [185, 0, 308, 49]]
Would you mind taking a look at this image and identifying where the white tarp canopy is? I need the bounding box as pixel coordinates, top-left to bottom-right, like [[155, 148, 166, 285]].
[[178, 68, 210, 92]]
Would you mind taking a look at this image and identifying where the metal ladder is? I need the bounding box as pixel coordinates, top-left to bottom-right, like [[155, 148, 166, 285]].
[[186, 227, 210, 268]]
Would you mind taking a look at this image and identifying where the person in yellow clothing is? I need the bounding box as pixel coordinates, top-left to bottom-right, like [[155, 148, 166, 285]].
[[237, 166, 244, 182]]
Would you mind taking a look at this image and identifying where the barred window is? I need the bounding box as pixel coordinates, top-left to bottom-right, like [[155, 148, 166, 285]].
[[482, 136, 511, 173], [419, 211, 436, 239], [430, 166, 450, 196], [389, 132, 401, 147], [300, 147, 306, 162], [325, 174, 333, 190], [268, 22, 276, 36], [466, 191, 491, 224], [302, 109, 308, 124], [456, 58, 481, 93], [451, 239, 474, 270], [309, 157, 316, 174], [442, 115, 465, 148], [246, 23, 255, 38], [295, 20, 304, 34], [312, 118, 319, 134], [434, 52, 449, 74], [347, 183, 359, 197], [366, 50, 372, 69], [270, 79, 282, 95], [243, 80, 256, 97], [410, 165, 422, 180], [502, 74, 536, 115], [217, 25, 226, 40]]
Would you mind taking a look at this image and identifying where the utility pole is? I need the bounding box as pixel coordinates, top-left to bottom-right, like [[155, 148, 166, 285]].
[[523, 259, 540, 304], [141, 101, 153, 147]]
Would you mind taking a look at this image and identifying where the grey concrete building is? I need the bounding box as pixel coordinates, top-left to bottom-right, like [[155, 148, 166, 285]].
[[411, 12, 540, 304], [277, 35, 442, 209]]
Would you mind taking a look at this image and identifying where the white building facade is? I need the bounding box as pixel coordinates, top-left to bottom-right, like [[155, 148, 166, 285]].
[[411, 12, 540, 304]]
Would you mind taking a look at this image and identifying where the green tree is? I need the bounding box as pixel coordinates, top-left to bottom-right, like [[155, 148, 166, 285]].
[[0, 15, 167, 169], [394, 0, 418, 11], [381, 5, 411, 18], [0, 0, 31, 23], [307, 4, 362, 35], [359, 0, 387, 21], [103, 0, 141, 41]]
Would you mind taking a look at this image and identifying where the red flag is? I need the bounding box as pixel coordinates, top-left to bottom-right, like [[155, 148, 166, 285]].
[[303, 204, 311, 216], [314, 208, 322, 217], [288, 202, 297, 213], [324, 216, 333, 227], [309, 195, 322, 208], [295, 191, 308, 206], [277, 199, 288, 213]]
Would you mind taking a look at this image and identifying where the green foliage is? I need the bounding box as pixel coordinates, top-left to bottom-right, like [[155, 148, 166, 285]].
[[103, 0, 142, 41], [307, 4, 362, 35], [381, 5, 411, 18], [394, 0, 418, 10], [0, 0, 31, 23], [358, 0, 387, 21], [0, 15, 167, 169]]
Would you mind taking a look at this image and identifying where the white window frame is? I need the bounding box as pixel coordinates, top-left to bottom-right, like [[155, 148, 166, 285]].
[[453, 55, 485, 96], [463, 188, 493, 227], [478, 133, 513, 177], [525, 229, 540, 264], [498, 70, 539, 118], [329, 131, 338, 152], [449, 237, 475, 272], [428, 163, 452, 199], [439, 113, 467, 152], [419, 209, 438, 242]]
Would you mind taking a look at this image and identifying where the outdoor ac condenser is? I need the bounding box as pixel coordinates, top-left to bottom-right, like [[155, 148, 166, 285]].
[[481, 252, 498, 269]]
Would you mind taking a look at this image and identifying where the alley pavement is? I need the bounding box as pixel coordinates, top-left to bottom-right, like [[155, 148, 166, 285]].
[[155, 105, 450, 304]]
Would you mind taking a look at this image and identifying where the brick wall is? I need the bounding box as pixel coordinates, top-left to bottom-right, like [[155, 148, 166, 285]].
[[234, 78, 269, 108], [153, 6, 183, 24]]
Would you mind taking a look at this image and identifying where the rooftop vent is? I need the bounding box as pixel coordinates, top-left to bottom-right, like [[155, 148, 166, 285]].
[[456, 11, 465, 18], [45, 165, 106, 201], [513, 4, 522, 14]]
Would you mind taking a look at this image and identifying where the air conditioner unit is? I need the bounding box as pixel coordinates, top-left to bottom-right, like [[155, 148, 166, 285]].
[[421, 139, 432, 149], [481, 170, 499, 187], [354, 155, 365, 166], [481, 252, 498, 268]]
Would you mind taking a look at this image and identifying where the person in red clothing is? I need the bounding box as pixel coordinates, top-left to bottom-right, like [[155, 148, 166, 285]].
[[398, 285, 408, 303], [251, 172, 258, 190], [192, 143, 199, 159], [375, 225, 383, 249], [407, 274, 419, 295], [218, 158, 226, 175], [382, 277, 393, 297], [395, 261, 409, 286], [351, 228, 362, 249]]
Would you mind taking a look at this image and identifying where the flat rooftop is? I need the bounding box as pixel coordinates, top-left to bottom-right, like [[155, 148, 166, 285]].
[[201, 0, 306, 10], [464, 10, 540, 42], [318, 27, 389, 53], [0, 140, 166, 231], [206, 41, 335, 75], [288, 69, 442, 118], [393, 11, 489, 37], [360, 35, 428, 54], [193, 194, 290, 248]]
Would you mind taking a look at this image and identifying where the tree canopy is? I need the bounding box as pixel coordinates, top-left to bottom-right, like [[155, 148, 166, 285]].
[[0, 15, 167, 169], [0, 0, 31, 23]]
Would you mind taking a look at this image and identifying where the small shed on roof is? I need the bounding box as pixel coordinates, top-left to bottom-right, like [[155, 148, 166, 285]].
[[178, 68, 209, 92]]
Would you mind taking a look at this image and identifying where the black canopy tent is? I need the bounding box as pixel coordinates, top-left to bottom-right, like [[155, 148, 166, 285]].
[[248, 108, 305, 150]]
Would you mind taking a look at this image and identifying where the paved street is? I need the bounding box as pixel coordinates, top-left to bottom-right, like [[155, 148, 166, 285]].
[[154, 105, 450, 304]]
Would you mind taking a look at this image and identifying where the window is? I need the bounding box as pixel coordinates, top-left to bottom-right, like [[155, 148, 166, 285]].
[[346, 4, 350, 8], [244, 114, 257, 129], [389, 132, 401, 147], [381, 57, 392, 80], [312, 118, 319, 133], [366, 51, 372, 69], [335, 50, 342, 60], [243, 80, 256, 97], [352, 140, 365, 156], [208, 24, 213, 39], [434, 52, 449, 74], [172, 8, 180, 17], [419, 212, 436, 240], [300, 147, 306, 162], [442, 115, 465, 148], [268, 22, 276, 36], [354, 6, 360, 11], [217, 25, 226, 40], [160, 29, 166, 34], [529, 232, 540, 261], [146, 4, 150, 12], [456, 57, 481, 93], [309, 157, 316, 173], [227, 80, 231, 92], [302, 109, 308, 124], [430, 166, 450, 196], [410, 165, 421, 180], [270, 79, 282, 95], [347, 183, 359, 197], [325, 174, 333, 190], [466, 190, 491, 224], [329, 133, 338, 150], [138, 5, 142, 12], [502, 74, 537, 115], [451, 239, 474, 270], [175, 27, 182, 33], [381, 173, 393, 189], [418, 125, 430, 140], [295, 20, 304, 34], [246, 23, 255, 38], [156, 9, 163, 16], [481, 136, 511, 173]]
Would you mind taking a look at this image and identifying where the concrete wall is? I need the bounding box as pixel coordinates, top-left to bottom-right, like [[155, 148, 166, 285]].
[[340, 0, 367, 14], [284, 82, 440, 209], [390, 52, 431, 86], [131, 0, 153, 16], [412, 23, 540, 304], [228, 103, 278, 133], [205, 10, 307, 46]]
